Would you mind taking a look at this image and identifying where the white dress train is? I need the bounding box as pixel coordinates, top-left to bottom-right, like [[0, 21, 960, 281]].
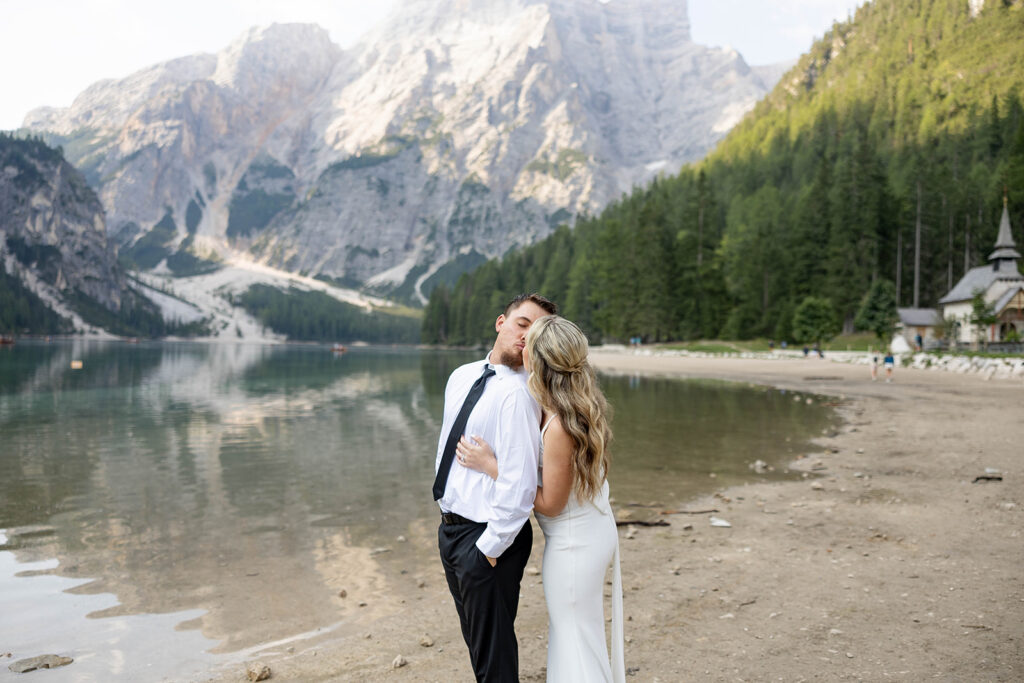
[[535, 419, 625, 683]]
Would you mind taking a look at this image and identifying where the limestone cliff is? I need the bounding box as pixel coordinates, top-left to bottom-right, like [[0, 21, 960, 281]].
[[0, 134, 124, 326], [23, 0, 779, 302]]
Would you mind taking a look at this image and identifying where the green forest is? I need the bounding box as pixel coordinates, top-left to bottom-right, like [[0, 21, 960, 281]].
[[238, 284, 421, 343], [422, 0, 1024, 345], [0, 261, 72, 335]]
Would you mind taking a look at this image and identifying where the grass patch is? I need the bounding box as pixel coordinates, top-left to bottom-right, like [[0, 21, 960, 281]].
[[659, 341, 745, 354], [118, 211, 177, 270], [820, 332, 879, 352], [166, 247, 221, 277], [226, 189, 293, 238], [526, 148, 588, 181], [657, 334, 882, 354], [185, 198, 203, 233]]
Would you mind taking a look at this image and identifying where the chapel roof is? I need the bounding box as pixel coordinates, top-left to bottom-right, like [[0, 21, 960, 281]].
[[993, 284, 1024, 314], [988, 202, 1022, 261], [941, 197, 1023, 305], [938, 264, 1024, 304]]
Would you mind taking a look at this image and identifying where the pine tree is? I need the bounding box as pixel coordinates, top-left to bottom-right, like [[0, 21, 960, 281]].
[[854, 279, 899, 345], [793, 297, 841, 345]]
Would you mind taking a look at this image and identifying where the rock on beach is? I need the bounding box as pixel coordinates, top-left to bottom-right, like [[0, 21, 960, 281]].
[[8, 655, 73, 673], [246, 663, 271, 681]]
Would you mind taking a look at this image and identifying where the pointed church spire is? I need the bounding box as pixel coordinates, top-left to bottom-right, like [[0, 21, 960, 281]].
[[988, 194, 1020, 264]]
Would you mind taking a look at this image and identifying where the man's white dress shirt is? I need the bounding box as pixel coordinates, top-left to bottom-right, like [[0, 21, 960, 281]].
[[435, 354, 541, 558]]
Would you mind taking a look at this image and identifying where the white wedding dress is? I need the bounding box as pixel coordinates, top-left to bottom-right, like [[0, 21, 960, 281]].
[[535, 418, 625, 683]]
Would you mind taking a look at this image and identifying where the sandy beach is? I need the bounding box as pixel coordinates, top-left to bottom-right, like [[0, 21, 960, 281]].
[[205, 351, 1023, 682]]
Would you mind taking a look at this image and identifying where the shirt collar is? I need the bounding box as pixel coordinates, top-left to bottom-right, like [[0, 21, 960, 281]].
[[485, 351, 526, 377]]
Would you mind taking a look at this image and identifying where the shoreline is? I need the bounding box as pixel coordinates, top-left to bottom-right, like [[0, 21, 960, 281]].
[[205, 352, 1023, 682]]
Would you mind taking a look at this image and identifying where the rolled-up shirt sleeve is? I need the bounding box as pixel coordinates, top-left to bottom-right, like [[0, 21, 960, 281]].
[[475, 387, 540, 557]]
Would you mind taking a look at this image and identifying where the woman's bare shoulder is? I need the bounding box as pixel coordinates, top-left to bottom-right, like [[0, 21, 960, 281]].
[[543, 415, 573, 449]]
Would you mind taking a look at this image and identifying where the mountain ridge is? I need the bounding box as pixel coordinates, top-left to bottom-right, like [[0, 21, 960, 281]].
[[21, 0, 782, 306]]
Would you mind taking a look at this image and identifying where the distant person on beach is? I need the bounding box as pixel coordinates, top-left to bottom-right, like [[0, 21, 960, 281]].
[[432, 292, 555, 681], [884, 353, 895, 382], [458, 315, 625, 682], [871, 353, 879, 381]]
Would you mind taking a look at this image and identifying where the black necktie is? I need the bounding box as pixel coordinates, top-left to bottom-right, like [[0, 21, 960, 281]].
[[433, 365, 496, 500]]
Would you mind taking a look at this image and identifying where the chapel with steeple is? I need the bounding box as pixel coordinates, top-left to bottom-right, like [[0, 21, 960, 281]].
[[939, 196, 1024, 343]]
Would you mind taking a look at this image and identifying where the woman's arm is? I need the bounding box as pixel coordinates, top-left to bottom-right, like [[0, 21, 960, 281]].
[[457, 419, 573, 517], [532, 419, 572, 517]]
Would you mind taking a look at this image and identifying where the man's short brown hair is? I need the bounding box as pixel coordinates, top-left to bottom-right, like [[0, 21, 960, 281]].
[[503, 293, 557, 317]]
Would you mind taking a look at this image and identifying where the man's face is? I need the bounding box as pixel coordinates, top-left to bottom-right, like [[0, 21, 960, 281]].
[[492, 301, 549, 369]]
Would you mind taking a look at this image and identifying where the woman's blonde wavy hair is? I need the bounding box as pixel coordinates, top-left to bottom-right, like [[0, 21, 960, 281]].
[[525, 315, 613, 502]]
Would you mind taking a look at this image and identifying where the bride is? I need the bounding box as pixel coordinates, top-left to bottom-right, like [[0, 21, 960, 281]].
[[456, 315, 625, 683]]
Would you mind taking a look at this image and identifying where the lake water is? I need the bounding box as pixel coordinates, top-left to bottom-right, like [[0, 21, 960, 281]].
[[0, 341, 836, 680]]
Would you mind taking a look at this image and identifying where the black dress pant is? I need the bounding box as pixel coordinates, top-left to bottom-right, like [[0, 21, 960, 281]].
[[438, 518, 533, 682]]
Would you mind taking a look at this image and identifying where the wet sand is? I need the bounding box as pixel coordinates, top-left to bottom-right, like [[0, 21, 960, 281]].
[[204, 351, 1024, 682]]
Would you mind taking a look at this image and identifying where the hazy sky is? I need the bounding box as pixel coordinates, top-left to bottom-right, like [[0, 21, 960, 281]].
[[0, 0, 862, 131]]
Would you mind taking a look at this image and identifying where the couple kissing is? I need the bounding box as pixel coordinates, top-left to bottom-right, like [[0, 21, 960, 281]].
[[433, 293, 625, 682]]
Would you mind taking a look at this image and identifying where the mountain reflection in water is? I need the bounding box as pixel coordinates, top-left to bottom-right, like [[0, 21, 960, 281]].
[[0, 341, 835, 676]]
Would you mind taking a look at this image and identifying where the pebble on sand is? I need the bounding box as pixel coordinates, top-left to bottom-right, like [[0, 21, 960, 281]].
[[419, 635, 434, 647], [246, 663, 272, 681], [8, 655, 73, 673], [392, 654, 408, 669], [709, 516, 732, 528]]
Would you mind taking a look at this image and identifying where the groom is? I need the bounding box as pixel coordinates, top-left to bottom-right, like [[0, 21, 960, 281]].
[[434, 293, 557, 682]]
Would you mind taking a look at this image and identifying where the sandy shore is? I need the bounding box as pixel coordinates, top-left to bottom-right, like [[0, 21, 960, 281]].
[[206, 352, 1023, 682]]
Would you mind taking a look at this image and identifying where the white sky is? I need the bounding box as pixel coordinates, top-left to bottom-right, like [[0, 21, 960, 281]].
[[0, 0, 863, 131]]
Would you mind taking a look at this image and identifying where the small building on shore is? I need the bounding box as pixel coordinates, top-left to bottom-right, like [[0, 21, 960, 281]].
[[939, 199, 1024, 344], [896, 307, 941, 349]]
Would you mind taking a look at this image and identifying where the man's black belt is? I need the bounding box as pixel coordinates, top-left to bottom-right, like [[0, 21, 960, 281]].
[[440, 511, 479, 525]]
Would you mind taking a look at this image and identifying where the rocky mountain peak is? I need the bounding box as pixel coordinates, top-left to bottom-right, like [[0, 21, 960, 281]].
[[23, 0, 781, 306], [211, 23, 340, 94]]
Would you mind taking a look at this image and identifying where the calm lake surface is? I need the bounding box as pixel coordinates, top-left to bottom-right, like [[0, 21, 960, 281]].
[[0, 341, 836, 680]]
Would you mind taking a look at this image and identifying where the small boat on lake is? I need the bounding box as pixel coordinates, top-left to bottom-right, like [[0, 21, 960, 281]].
[[331, 343, 348, 354], [0, 335, 15, 346]]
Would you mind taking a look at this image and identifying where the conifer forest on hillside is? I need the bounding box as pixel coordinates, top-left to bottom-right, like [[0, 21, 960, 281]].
[[422, 0, 1024, 345]]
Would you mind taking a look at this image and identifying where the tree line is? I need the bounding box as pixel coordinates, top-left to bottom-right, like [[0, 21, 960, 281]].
[[238, 284, 421, 343]]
